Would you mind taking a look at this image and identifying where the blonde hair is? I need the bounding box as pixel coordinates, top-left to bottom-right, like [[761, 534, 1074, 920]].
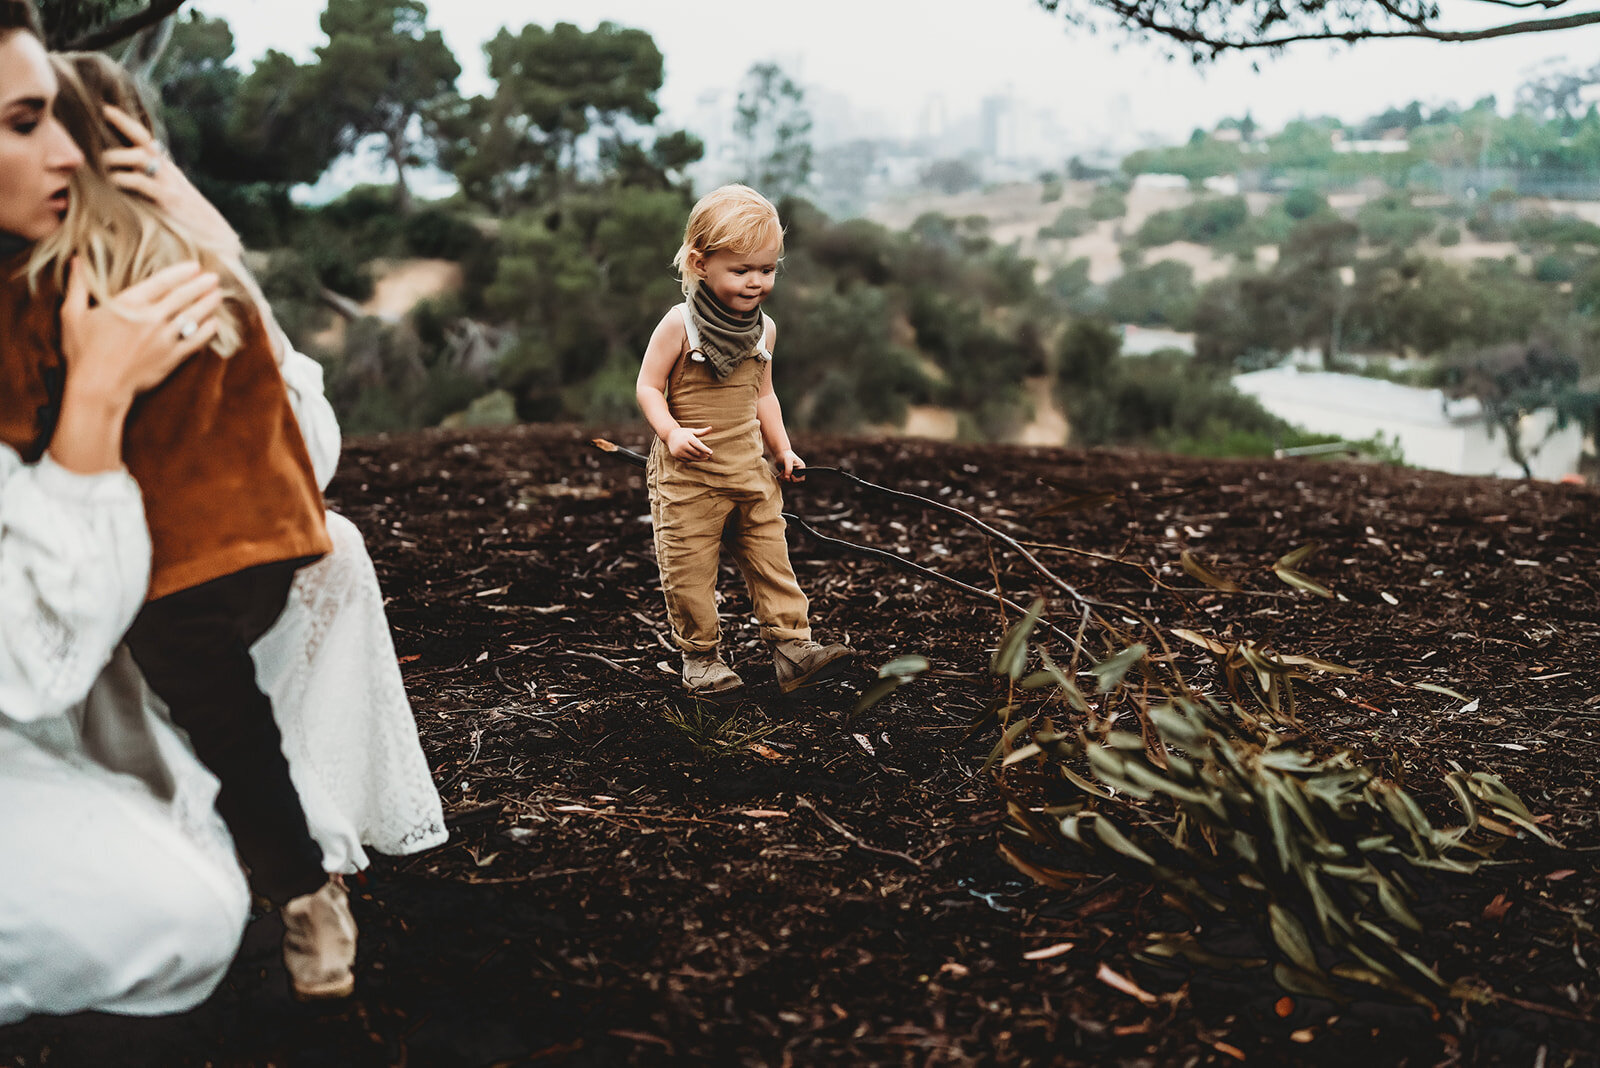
[[27, 52, 248, 356], [671, 184, 784, 296]]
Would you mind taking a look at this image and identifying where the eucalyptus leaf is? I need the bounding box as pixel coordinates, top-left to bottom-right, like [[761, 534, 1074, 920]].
[[1092, 644, 1148, 693]]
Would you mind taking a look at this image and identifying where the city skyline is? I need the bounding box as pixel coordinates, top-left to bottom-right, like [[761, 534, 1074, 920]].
[[192, 0, 1600, 151]]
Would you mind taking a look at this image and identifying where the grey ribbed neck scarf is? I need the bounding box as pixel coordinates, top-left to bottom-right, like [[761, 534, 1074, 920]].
[[688, 282, 763, 379]]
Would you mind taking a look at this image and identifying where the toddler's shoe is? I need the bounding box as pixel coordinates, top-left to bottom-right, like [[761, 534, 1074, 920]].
[[772, 639, 855, 693], [682, 650, 744, 699], [282, 875, 357, 1001]]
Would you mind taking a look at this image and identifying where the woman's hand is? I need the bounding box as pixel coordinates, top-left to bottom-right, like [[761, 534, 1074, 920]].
[[49, 259, 222, 474], [61, 258, 222, 394], [99, 106, 242, 257], [667, 425, 714, 461]]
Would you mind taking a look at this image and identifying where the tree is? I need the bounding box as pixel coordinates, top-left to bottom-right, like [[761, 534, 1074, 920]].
[[1036, 1, 1600, 57], [733, 62, 813, 200], [1192, 217, 1358, 368], [1443, 341, 1598, 478], [600, 129, 704, 192], [36, 0, 187, 50], [303, 0, 460, 212], [920, 158, 982, 195], [441, 21, 663, 209]]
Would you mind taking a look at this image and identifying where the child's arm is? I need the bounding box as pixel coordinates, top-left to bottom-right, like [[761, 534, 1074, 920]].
[[636, 310, 713, 461], [754, 319, 804, 482]]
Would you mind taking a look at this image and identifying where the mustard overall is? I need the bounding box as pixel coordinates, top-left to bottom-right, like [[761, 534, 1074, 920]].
[[646, 334, 811, 653]]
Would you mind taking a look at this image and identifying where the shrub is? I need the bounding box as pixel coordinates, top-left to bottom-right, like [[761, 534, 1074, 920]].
[[1134, 196, 1250, 248], [1101, 261, 1198, 328], [1039, 206, 1091, 241], [404, 208, 484, 260], [1357, 195, 1436, 247], [1282, 187, 1327, 221], [1087, 186, 1127, 221]]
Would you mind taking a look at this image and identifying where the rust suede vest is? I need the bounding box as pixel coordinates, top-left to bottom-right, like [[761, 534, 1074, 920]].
[[0, 254, 331, 600]]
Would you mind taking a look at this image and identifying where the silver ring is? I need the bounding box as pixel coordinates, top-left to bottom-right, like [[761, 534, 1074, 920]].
[[143, 157, 161, 178], [176, 318, 198, 340]]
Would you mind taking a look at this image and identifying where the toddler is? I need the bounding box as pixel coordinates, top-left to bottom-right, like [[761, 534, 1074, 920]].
[[635, 184, 853, 698]]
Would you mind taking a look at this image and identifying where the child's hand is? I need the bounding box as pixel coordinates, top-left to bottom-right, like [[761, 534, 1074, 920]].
[[667, 425, 714, 461], [777, 449, 806, 482]]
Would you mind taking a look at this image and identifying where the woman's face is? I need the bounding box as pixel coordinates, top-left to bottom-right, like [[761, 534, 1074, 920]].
[[0, 31, 83, 241]]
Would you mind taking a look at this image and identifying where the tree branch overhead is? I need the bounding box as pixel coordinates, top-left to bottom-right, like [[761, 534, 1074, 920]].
[[1038, 0, 1600, 56]]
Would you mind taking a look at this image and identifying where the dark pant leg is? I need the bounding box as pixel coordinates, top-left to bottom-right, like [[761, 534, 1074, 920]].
[[125, 560, 325, 906]]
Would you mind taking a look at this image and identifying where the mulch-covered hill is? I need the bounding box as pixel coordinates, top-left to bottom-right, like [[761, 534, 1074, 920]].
[[4, 424, 1598, 1067]]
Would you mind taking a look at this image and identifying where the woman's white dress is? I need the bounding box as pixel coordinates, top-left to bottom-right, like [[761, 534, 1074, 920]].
[[247, 336, 447, 873], [0, 336, 446, 1023], [0, 449, 251, 1024]]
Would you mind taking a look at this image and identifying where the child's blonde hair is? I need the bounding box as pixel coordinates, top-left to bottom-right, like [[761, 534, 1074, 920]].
[[27, 52, 250, 357], [672, 184, 784, 296]]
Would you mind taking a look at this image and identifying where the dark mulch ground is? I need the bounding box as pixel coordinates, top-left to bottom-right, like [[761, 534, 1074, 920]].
[[4, 424, 1599, 1067]]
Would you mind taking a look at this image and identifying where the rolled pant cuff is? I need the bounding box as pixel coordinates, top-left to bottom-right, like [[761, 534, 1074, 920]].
[[672, 636, 721, 654], [761, 626, 812, 644]]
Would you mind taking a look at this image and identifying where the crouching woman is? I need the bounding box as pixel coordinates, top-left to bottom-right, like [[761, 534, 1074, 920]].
[[0, 6, 248, 1022]]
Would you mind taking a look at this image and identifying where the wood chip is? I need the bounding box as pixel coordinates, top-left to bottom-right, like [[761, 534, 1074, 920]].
[[1023, 942, 1075, 961], [1096, 962, 1159, 1005]]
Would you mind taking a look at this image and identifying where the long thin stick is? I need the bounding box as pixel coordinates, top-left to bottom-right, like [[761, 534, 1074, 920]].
[[592, 438, 1083, 648], [591, 438, 1110, 611]]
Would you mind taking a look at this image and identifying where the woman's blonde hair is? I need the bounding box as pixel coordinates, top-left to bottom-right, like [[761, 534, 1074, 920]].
[[28, 52, 248, 356], [671, 184, 784, 296]]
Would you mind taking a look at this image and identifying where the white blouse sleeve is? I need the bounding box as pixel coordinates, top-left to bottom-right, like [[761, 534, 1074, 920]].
[[276, 327, 342, 491], [0, 446, 152, 724], [245, 272, 341, 491]]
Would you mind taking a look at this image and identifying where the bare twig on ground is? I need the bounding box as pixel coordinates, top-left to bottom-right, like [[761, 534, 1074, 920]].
[[795, 796, 923, 869]]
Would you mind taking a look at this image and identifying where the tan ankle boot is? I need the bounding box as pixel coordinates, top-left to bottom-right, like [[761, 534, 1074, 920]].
[[682, 650, 744, 698], [772, 639, 854, 693], [282, 875, 357, 1001]]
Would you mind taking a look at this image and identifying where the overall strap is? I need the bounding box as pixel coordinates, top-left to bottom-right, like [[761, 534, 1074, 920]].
[[677, 302, 773, 366]]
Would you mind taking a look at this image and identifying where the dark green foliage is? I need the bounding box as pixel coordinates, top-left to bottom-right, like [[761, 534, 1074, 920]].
[[1086, 185, 1127, 221], [1356, 194, 1436, 247], [1345, 254, 1550, 356], [304, 0, 462, 209], [1038, 206, 1091, 240], [34, 0, 156, 47], [1440, 340, 1600, 477], [1282, 187, 1327, 221], [403, 208, 485, 260], [440, 21, 664, 209], [1122, 134, 1243, 180], [1063, 353, 1289, 451], [1192, 218, 1359, 368], [1101, 261, 1198, 328], [1134, 196, 1250, 247], [1532, 253, 1578, 283], [1513, 212, 1600, 247], [1056, 318, 1120, 385], [1047, 258, 1094, 303]]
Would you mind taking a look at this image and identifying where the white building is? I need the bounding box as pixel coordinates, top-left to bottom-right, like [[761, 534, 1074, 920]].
[[1120, 325, 1196, 357], [1232, 367, 1584, 480]]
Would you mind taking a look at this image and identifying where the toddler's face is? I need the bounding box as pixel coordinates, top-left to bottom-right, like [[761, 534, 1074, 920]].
[[694, 245, 779, 313]]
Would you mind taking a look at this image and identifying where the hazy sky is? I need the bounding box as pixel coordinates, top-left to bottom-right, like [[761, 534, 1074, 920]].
[[193, 0, 1600, 145]]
